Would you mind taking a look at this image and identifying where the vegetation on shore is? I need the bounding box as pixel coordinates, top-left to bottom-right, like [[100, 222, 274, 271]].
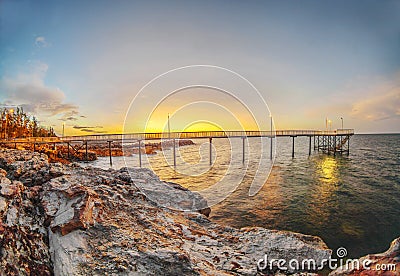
[[0, 107, 56, 139]]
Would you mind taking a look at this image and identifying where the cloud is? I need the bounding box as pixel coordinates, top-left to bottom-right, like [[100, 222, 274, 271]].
[[308, 72, 400, 125], [73, 125, 103, 129], [0, 61, 80, 120], [350, 76, 400, 121], [73, 126, 104, 133], [73, 125, 104, 133], [78, 129, 104, 133], [59, 116, 78, 121], [58, 110, 80, 121], [35, 36, 50, 47]]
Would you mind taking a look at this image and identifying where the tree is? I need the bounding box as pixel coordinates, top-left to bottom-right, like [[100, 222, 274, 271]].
[[0, 107, 57, 139]]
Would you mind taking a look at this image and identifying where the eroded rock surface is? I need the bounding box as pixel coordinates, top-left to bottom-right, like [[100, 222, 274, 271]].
[[0, 148, 334, 275], [0, 155, 52, 275], [330, 238, 399, 275]]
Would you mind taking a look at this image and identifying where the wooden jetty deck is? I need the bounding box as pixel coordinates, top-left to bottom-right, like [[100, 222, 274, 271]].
[[0, 129, 354, 166]]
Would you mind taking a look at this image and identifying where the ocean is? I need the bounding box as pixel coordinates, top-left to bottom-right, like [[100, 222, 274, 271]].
[[81, 134, 400, 258]]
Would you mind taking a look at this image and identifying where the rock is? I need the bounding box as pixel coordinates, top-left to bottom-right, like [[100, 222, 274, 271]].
[[330, 237, 400, 275], [39, 165, 331, 275], [49, 230, 90, 275], [0, 168, 6, 177], [0, 148, 58, 186], [0, 196, 8, 214], [0, 148, 332, 275], [0, 177, 24, 198], [0, 171, 52, 275], [135, 176, 211, 214], [42, 177, 102, 235]]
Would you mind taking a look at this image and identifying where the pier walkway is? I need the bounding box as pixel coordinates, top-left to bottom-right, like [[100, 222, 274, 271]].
[[0, 129, 354, 166]]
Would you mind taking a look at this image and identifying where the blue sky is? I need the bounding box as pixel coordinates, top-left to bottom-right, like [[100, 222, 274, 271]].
[[1, 0, 399, 134]]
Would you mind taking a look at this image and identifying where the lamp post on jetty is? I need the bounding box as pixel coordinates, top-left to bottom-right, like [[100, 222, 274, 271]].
[[167, 113, 171, 139], [340, 117, 343, 130]]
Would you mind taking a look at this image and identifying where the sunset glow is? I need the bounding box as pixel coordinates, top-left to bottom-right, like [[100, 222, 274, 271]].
[[1, 1, 399, 135]]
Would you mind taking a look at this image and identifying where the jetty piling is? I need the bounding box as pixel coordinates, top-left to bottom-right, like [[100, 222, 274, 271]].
[[209, 137, 212, 165], [173, 139, 176, 167], [85, 142, 88, 162], [138, 140, 142, 167], [270, 136, 273, 160], [107, 141, 112, 166], [291, 136, 295, 158], [242, 137, 246, 163]]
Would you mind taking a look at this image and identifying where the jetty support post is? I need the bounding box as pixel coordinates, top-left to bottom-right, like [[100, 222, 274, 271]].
[[317, 136, 320, 151], [209, 137, 212, 166], [347, 135, 350, 155], [14, 142, 17, 149], [173, 138, 176, 168], [340, 136, 343, 153], [242, 137, 246, 163], [313, 135, 315, 150], [327, 136, 330, 155], [85, 141, 88, 162], [67, 142, 70, 159], [291, 136, 295, 158], [313, 136, 315, 150], [108, 141, 112, 166], [309, 136, 312, 156], [333, 136, 337, 156], [270, 134, 273, 160], [138, 140, 142, 168]]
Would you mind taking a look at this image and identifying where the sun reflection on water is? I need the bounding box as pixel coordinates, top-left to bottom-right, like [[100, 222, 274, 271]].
[[318, 156, 339, 185], [308, 156, 340, 228]]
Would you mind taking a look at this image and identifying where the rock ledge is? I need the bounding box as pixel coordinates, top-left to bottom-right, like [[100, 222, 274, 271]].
[[0, 148, 335, 275]]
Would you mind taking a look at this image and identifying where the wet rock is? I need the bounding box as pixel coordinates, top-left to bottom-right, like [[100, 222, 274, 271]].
[[330, 237, 399, 275]]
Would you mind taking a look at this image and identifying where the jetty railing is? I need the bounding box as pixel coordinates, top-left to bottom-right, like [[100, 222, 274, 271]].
[[55, 129, 354, 142]]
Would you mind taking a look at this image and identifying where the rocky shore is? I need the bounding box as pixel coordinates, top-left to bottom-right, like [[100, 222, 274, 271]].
[[0, 139, 195, 164], [0, 148, 398, 275], [87, 139, 196, 157]]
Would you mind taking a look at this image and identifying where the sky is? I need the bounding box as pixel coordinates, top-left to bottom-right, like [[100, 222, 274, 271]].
[[0, 0, 399, 135]]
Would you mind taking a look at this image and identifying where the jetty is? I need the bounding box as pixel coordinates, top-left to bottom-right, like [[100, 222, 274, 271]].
[[0, 129, 354, 166]]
